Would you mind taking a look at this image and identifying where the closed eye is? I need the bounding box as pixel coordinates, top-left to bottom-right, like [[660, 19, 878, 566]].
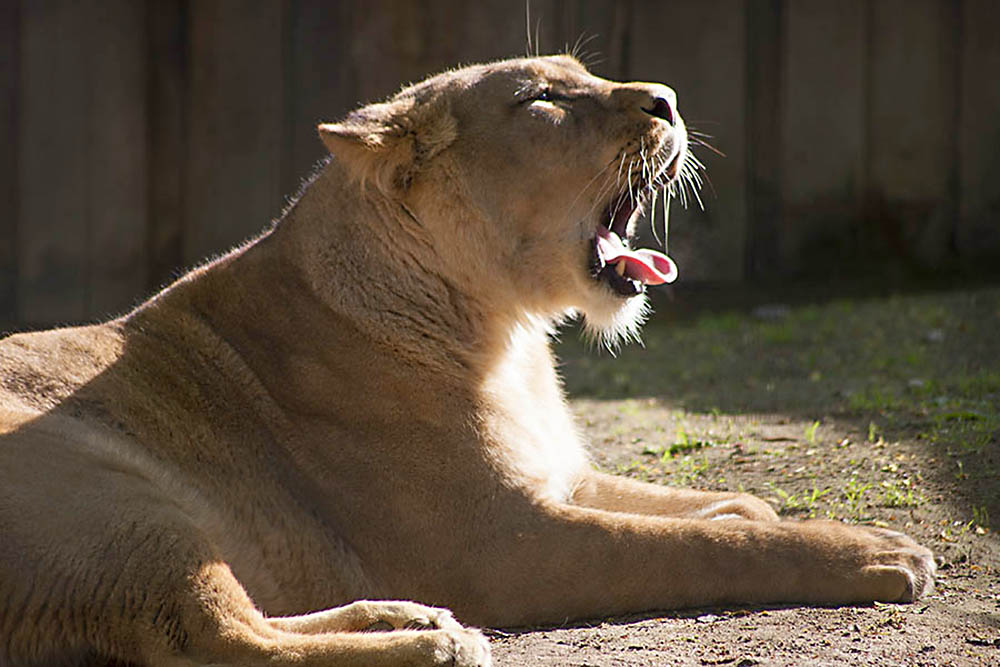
[[519, 85, 574, 105], [536, 88, 573, 103]]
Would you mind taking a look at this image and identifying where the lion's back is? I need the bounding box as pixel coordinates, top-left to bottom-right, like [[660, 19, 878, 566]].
[[0, 323, 125, 415]]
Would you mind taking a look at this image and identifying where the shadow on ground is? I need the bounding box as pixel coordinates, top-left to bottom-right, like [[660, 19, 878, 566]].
[[556, 282, 1000, 537]]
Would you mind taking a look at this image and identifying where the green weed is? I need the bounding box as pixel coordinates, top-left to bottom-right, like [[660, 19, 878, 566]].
[[880, 478, 923, 508], [972, 505, 991, 531], [642, 426, 714, 460], [842, 477, 873, 521], [805, 421, 820, 445], [672, 454, 711, 486], [867, 421, 880, 443], [765, 482, 831, 517]]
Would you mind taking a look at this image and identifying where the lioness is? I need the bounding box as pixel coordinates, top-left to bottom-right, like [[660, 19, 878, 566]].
[[0, 55, 934, 666]]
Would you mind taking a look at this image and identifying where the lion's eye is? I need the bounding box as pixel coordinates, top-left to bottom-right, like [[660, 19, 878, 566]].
[[537, 88, 552, 102]]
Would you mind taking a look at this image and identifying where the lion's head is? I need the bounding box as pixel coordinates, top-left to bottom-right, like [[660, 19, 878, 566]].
[[318, 55, 688, 345]]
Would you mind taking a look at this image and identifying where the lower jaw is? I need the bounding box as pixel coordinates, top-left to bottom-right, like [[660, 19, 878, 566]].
[[592, 262, 644, 297], [590, 241, 644, 298]]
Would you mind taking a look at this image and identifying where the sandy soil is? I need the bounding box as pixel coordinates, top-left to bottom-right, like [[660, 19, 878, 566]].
[[489, 283, 1000, 666]]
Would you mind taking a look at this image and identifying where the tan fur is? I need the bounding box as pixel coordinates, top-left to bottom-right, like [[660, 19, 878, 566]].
[[0, 56, 933, 667]]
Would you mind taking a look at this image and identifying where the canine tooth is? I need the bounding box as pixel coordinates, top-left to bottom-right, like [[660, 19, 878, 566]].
[[615, 260, 626, 276]]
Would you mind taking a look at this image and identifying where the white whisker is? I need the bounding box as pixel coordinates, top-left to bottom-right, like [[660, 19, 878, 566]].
[[664, 189, 672, 253]]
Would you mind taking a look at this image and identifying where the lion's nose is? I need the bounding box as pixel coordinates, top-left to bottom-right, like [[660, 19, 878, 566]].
[[642, 94, 676, 126], [614, 83, 680, 126]]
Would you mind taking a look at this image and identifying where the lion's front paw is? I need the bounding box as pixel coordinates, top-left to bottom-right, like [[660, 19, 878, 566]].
[[797, 521, 936, 604], [361, 601, 466, 632], [697, 493, 780, 521], [425, 627, 492, 667], [856, 526, 936, 602], [399, 603, 465, 632]]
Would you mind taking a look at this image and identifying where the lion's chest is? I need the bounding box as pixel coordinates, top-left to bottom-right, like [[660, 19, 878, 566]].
[[480, 328, 589, 502]]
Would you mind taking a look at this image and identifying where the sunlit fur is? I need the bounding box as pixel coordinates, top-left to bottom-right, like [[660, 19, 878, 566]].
[[0, 55, 935, 667]]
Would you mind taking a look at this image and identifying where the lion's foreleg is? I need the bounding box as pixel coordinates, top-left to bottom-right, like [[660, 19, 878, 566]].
[[266, 599, 467, 634], [459, 502, 934, 626], [571, 470, 779, 521]]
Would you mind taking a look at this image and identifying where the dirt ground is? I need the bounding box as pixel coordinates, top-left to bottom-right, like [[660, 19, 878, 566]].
[[490, 282, 1000, 666]]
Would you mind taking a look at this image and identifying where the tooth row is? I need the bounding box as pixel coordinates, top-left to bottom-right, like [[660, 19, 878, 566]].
[[615, 260, 626, 276]]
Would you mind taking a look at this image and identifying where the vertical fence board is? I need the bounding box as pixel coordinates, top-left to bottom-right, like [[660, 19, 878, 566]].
[[147, 0, 188, 291], [345, 0, 563, 108], [560, 0, 631, 80], [867, 0, 959, 268], [745, 0, 782, 278], [0, 1, 18, 326], [87, 1, 148, 317], [448, 0, 563, 62], [284, 1, 356, 198], [779, 0, 866, 274], [630, 0, 747, 282], [18, 0, 90, 324], [185, 0, 286, 264], [958, 0, 1000, 261]]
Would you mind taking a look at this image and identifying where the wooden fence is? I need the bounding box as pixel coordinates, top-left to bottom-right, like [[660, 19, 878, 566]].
[[2, 0, 998, 328]]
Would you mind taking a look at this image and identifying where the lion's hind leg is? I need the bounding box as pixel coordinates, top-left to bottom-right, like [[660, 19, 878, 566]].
[[144, 562, 492, 667], [0, 433, 490, 666], [5, 521, 490, 667]]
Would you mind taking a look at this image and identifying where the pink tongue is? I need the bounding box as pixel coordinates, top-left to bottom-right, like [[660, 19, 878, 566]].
[[596, 227, 678, 285]]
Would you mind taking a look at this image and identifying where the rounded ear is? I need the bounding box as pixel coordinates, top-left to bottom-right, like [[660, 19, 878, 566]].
[[319, 96, 456, 194]]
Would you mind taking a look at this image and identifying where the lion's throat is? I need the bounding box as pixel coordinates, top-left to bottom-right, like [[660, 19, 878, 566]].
[[595, 226, 678, 285]]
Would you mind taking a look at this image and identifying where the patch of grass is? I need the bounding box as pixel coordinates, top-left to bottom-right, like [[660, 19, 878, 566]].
[[760, 322, 797, 344], [841, 477, 873, 521], [670, 454, 711, 487], [695, 312, 743, 334], [879, 478, 923, 508], [614, 458, 657, 482], [765, 482, 831, 518], [642, 426, 714, 460], [848, 386, 904, 413]]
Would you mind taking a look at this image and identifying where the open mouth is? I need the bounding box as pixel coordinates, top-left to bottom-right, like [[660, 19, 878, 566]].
[[589, 185, 678, 298]]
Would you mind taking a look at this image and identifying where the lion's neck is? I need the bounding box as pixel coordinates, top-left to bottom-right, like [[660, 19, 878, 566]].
[[133, 163, 558, 406], [271, 163, 546, 378]]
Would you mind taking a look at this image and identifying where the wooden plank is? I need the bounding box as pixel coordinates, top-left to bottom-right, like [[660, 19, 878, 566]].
[[87, 0, 148, 317], [867, 0, 959, 268], [343, 0, 563, 108], [778, 0, 866, 274], [957, 0, 1000, 262], [0, 0, 18, 327], [284, 0, 357, 198], [18, 0, 90, 325], [146, 0, 187, 291], [558, 0, 631, 80], [185, 0, 286, 264], [629, 0, 748, 282], [451, 0, 563, 63], [744, 0, 782, 278]]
